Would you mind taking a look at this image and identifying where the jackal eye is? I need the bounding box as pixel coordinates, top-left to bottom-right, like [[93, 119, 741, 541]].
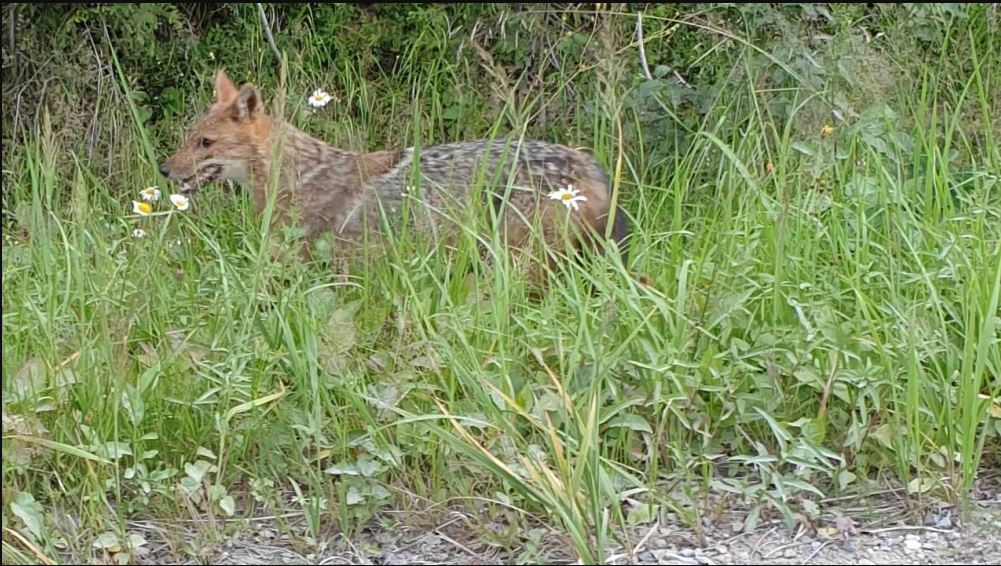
[[199, 138, 215, 149]]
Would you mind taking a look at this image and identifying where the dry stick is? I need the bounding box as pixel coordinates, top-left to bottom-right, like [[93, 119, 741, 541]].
[[629, 520, 661, 560], [749, 526, 777, 560], [803, 539, 834, 564], [256, 3, 282, 66], [3, 527, 56, 565], [634, 9, 694, 88], [85, 28, 104, 161], [636, 11, 653, 80], [7, 4, 16, 60], [860, 526, 956, 535]]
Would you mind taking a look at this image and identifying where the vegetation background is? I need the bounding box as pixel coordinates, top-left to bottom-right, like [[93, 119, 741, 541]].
[[2, 3, 999, 564]]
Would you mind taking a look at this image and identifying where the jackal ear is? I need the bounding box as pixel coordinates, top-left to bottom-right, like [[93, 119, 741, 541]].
[[233, 85, 263, 121], [213, 70, 238, 106]]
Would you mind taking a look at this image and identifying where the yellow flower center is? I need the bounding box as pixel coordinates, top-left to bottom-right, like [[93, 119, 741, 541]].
[[137, 202, 151, 214], [561, 193, 572, 201]]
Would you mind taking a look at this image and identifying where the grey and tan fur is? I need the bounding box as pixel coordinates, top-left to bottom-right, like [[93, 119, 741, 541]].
[[159, 70, 630, 286]]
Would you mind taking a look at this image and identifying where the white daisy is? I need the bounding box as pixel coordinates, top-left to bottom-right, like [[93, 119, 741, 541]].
[[308, 89, 333, 108], [169, 194, 190, 211], [132, 229, 147, 239], [140, 186, 161, 202], [132, 200, 152, 216], [548, 185, 588, 212]]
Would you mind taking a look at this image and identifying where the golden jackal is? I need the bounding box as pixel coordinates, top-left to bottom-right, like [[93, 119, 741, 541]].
[[160, 70, 629, 285]]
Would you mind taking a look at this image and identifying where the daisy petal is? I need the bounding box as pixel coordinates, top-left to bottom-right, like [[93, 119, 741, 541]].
[[308, 89, 333, 108], [140, 186, 161, 202], [169, 194, 190, 211], [547, 185, 588, 212]]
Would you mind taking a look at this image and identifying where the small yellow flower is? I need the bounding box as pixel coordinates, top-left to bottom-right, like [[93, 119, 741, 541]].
[[132, 200, 152, 216], [548, 185, 588, 212], [140, 186, 161, 202], [169, 194, 190, 211], [821, 124, 834, 138]]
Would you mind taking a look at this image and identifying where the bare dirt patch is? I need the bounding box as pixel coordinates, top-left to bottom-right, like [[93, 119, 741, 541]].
[[96, 473, 1001, 565]]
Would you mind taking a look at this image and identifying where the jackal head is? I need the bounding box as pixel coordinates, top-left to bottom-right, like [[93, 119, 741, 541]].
[[159, 70, 269, 194]]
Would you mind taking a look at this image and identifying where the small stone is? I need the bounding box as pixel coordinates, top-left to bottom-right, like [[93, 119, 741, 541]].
[[652, 538, 668, 549], [841, 539, 855, 552], [924, 511, 938, 526], [638, 551, 655, 562], [936, 515, 953, 529], [783, 548, 797, 558], [680, 548, 695, 558], [835, 515, 855, 534], [730, 522, 743, 534], [904, 538, 922, 551], [651, 549, 688, 564], [810, 541, 822, 552]]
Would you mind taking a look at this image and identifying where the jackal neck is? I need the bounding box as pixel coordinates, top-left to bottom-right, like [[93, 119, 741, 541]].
[[251, 121, 354, 180], [245, 120, 363, 215]]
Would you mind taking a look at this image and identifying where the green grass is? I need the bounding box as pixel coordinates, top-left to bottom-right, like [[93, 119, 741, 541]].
[[3, 5, 1000, 564]]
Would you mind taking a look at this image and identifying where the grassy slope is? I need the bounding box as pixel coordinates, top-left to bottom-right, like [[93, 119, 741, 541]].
[[2, 4, 999, 564]]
